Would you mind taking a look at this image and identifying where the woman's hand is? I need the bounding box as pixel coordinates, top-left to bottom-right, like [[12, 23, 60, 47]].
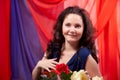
[[36, 58, 58, 72]]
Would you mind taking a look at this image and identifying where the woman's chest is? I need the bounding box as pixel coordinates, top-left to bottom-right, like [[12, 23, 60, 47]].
[[59, 52, 76, 64]]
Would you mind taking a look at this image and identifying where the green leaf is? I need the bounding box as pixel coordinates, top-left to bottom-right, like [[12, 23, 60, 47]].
[[50, 72, 56, 77], [60, 72, 73, 80]]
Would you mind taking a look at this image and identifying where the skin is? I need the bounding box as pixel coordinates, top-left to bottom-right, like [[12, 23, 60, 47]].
[[32, 14, 101, 80]]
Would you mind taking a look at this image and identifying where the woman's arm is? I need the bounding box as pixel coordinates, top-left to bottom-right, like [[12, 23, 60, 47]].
[[85, 55, 102, 78], [32, 61, 42, 80], [32, 55, 46, 80]]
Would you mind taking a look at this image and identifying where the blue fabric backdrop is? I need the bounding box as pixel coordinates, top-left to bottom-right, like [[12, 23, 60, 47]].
[[10, 0, 44, 80]]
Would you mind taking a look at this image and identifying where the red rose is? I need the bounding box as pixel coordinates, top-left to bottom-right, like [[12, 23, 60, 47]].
[[51, 63, 70, 75]]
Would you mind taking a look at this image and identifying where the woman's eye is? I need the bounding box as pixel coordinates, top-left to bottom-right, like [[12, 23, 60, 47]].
[[75, 24, 81, 28], [65, 23, 71, 27]]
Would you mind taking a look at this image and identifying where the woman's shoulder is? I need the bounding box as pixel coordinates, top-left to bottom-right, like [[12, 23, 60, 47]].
[[78, 47, 90, 57]]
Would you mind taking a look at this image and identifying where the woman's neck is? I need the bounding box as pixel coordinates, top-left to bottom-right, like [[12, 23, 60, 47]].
[[63, 41, 79, 52]]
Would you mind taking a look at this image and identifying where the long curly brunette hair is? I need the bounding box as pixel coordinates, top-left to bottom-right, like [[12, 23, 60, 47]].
[[46, 6, 98, 63]]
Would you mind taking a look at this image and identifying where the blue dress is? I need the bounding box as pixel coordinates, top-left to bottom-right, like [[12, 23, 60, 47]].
[[67, 47, 90, 71], [51, 47, 90, 71]]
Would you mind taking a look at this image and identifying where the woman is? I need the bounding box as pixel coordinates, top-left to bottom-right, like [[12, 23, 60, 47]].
[[32, 6, 101, 80]]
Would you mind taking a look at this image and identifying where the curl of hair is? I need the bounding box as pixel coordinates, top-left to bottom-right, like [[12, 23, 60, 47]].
[[46, 6, 98, 63]]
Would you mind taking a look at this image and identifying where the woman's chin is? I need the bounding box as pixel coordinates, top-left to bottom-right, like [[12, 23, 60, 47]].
[[67, 40, 79, 43]]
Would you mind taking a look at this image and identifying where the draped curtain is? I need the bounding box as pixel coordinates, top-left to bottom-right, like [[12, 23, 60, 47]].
[[0, 0, 11, 80], [0, 0, 119, 80]]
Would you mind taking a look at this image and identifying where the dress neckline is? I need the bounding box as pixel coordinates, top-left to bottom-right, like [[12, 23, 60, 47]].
[[58, 47, 84, 65]]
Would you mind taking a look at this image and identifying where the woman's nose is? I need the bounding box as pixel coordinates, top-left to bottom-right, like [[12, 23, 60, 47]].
[[69, 27, 77, 35], [69, 27, 76, 32]]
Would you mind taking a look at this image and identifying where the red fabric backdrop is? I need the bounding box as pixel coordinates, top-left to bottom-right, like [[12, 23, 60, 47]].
[[96, 0, 119, 80], [0, 0, 11, 80]]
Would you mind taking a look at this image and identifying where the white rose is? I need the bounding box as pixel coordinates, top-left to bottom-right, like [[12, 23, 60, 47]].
[[70, 70, 89, 80]]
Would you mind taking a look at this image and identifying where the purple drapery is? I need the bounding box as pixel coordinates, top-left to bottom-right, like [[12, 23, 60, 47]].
[[10, 0, 43, 80]]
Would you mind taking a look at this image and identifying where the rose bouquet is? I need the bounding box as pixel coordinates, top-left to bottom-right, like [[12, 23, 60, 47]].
[[38, 63, 103, 80], [38, 63, 72, 80]]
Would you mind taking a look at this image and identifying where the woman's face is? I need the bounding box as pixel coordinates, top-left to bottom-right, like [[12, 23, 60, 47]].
[[62, 13, 84, 44]]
